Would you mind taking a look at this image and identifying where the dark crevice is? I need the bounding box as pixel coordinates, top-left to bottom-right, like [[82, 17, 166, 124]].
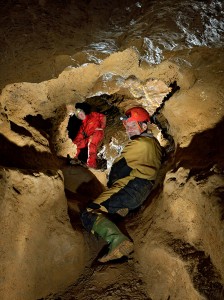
[[24, 114, 52, 138], [174, 117, 224, 172], [212, 187, 224, 221], [0, 133, 59, 170], [168, 239, 224, 299], [151, 81, 180, 146], [189, 168, 217, 182], [10, 121, 32, 137], [24, 114, 60, 159], [67, 114, 82, 141], [85, 94, 122, 117], [152, 80, 180, 117]]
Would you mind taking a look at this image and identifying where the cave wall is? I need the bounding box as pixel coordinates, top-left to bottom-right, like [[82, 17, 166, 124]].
[[130, 48, 224, 299], [0, 168, 88, 299], [133, 168, 224, 300], [163, 48, 224, 148]]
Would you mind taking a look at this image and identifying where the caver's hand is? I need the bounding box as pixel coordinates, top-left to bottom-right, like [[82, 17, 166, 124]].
[[67, 155, 88, 168]]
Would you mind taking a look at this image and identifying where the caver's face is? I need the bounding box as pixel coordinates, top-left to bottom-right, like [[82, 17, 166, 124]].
[[77, 109, 86, 120], [124, 120, 143, 138]]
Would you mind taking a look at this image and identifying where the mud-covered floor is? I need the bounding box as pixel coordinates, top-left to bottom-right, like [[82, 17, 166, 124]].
[[43, 259, 151, 300]]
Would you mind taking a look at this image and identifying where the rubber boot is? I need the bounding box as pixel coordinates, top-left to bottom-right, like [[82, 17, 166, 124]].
[[92, 215, 134, 263]]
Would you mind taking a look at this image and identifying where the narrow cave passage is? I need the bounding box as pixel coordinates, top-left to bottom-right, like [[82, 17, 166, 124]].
[[1, 38, 224, 300]]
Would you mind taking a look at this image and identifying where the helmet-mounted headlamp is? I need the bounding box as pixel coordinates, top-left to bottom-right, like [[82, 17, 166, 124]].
[[74, 108, 83, 117], [119, 115, 128, 121]]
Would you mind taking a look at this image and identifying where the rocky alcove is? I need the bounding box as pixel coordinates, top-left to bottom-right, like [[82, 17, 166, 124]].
[[0, 1, 224, 300]]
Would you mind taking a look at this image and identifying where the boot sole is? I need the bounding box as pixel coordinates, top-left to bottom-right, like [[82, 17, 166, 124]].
[[98, 240, 134, 263]]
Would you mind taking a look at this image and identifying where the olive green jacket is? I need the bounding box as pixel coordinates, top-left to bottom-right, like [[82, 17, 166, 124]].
[[107, 133, 163, 188]]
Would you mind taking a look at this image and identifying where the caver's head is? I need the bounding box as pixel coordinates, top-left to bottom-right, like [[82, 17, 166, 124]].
[[121, 107, 150, 138], [74, 108, 86, 120]]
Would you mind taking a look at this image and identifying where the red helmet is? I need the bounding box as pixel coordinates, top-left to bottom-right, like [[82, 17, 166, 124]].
[[124, 107, 150, 123]]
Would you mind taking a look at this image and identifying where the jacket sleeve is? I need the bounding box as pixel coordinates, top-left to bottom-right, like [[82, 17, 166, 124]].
[[107, 157, 132, 187], [98, 113, 106, 129]]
